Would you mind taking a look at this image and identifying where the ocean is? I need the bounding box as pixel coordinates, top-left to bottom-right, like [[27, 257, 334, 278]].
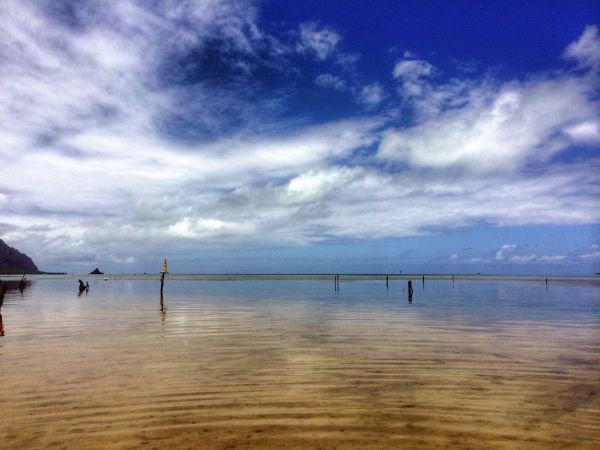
[[1, 276, 599, 448]]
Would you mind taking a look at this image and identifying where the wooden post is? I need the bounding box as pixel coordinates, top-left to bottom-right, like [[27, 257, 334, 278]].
[[160, 258, 168, 296]]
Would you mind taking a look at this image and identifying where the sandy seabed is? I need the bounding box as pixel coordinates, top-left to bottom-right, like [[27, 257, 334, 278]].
[[1, 277, 599, 449]]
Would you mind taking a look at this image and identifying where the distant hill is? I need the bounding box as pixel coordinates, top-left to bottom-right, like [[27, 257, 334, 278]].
[[0, 239, 41, 274]]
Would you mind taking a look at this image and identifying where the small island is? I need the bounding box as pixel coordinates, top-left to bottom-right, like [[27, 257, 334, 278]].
[[89, 267, 104, 275]]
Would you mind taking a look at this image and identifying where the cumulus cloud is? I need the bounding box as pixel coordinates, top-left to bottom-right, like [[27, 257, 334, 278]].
[[393, 59, 435, 79], [563, 120, 600, 144], [495, 244, 518, 261], [359, 83, 385, 106], [297, 22, 340, 60], [393, 58, 436, 98], [380, 56, 599, 171], [563, 25, 600, 70], [99, 158, 598, 247]]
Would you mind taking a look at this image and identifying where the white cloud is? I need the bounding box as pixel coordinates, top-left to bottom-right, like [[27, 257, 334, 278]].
[[564, 120, 600, 144], [5, 155, 599, 267], [495, 244, 518, 260], [393, 59, 434, 80], [297, 22, 340, 60], [510, 254, 537, 263], [127, 158, 599, 246], [380, 26, 600, 172], [168, 217, 253, 240], [286, 168, 357, 202], [563, 25, 600, 70], [111, 255, 137, 264], [466, 257, 483, 263], [449, 253, 459, 260], [510, 254, 567, 264], [379, 73, 599, 172], [537, 255, 567, 262], [359, 83, 385, 106], [578, 244, 600, 260], [315, 74, 347, 91]]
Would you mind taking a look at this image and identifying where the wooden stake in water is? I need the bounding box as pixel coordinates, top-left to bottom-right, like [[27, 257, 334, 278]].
[[160, 258, 168, 296]]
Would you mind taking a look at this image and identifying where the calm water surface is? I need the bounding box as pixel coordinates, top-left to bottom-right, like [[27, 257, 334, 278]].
[[1, 278, 599, 449]]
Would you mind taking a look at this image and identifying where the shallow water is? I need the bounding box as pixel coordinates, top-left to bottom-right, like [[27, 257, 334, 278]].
[[1, 278, 599, 449]]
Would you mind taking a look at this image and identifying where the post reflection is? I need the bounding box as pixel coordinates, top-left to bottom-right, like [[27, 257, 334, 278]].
[[0, 313, 4, 337], [160, 292, 167, 329]]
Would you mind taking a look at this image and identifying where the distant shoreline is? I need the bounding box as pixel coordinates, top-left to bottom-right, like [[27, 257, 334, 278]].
[[2, 273, 599, 285]]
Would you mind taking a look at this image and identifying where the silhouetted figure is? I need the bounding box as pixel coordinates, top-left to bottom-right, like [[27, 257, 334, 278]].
[[18, 275, 26, 291], [422, 274, 425, 288], [545, 277, 548, 286], [78, 279, 86, 293], [0, 313, 4, 337], [386, 275, 389, 290], [408, 280, 413, 303], [86, 282, 90, 291]]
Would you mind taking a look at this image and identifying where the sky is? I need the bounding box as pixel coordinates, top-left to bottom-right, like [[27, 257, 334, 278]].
[[0, 0, 599, 275]]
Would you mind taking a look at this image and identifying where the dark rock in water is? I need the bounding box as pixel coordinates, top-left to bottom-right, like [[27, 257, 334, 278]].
[[90, 267, 104, 275], [0, 240, 41, 274]]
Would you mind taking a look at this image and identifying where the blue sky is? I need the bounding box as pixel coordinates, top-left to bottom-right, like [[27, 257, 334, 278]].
[[0, 0, 598, 275]]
